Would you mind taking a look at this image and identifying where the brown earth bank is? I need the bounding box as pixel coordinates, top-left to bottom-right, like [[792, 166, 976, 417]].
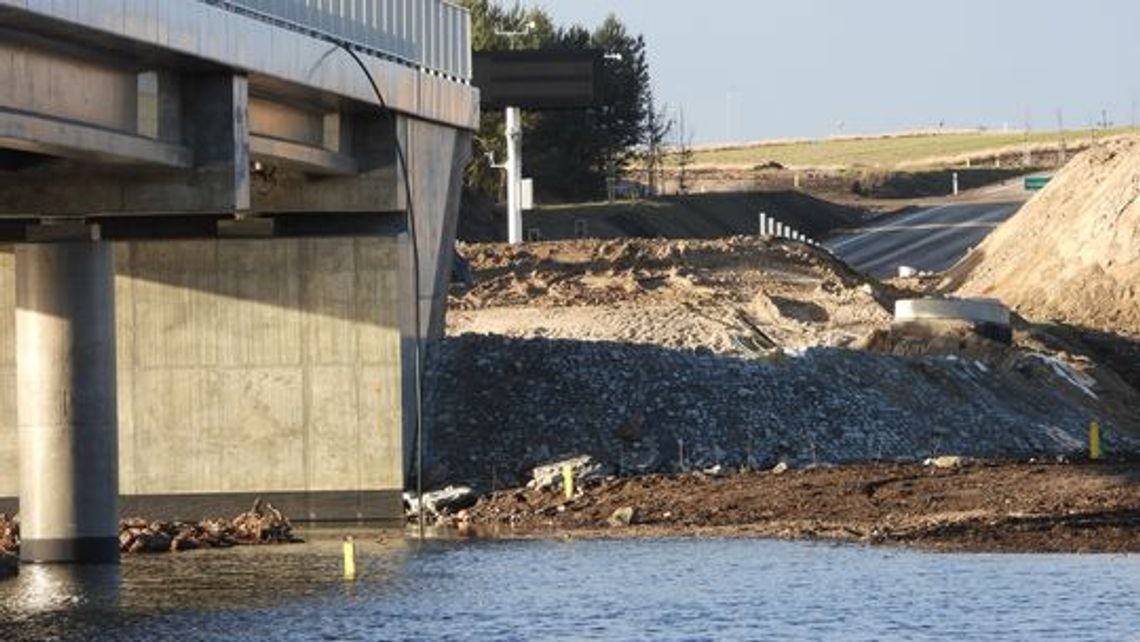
[[949, 138, 1140, 337], [459, 461, 1140, 554]]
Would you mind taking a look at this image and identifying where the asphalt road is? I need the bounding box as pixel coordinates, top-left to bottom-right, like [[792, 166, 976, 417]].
[[825, 201, 1022, 278]]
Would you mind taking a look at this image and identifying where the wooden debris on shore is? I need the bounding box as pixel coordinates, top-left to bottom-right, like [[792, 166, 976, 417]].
[[119, 498, 303, 554], [0, 513, 17, 556], [1, 514, 19, 577], [2, 499, 303, 557]]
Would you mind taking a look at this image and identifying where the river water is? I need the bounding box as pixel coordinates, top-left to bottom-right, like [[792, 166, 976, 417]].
[[2, 531, 1138, 641]]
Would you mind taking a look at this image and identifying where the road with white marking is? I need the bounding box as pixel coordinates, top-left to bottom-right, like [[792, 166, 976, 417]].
[[826, 201, 1022, 278]]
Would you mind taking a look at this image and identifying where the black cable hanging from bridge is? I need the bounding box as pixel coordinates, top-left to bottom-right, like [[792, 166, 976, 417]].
[[332, 43, 429, 541]]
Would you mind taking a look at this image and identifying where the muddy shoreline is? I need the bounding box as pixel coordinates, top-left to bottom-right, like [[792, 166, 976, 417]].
[[458, 461, 1140, 554]]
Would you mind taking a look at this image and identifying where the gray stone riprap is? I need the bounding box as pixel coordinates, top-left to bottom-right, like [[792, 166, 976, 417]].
[[426, 334, 1137, 490]]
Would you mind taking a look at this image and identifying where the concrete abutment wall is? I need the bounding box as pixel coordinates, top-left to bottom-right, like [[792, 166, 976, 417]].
[[1, 236, 408, 521]]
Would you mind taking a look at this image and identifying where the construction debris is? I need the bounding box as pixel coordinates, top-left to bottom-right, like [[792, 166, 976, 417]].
[[0, 500, 302, 557], [528, 455, 610, 492], [0, 513, 15, 555], [404, 486, 478, 521], [450, 236, 895, 355], [428, 237, 1140, 492]]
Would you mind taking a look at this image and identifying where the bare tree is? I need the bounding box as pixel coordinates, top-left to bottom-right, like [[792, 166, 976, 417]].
[[676, 107, 695, 195], [642, 94, 673, 197]]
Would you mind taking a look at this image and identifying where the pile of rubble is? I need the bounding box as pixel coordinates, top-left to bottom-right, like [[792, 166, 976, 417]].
[[428, 236, 1140, 493], [427, 333, 1139, 491], [0, 513, 15, 555], [1, 514, 16, 577], [450, 236, 897, 353], [119, 499, 301, 553], [0, 499, 301, 558]]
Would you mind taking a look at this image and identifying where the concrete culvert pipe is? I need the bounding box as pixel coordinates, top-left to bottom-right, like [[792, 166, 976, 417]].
[[894, 298, 1013, 344]]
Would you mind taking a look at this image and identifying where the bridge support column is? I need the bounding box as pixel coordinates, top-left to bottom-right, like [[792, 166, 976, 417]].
[[16, 242, 119, 564]]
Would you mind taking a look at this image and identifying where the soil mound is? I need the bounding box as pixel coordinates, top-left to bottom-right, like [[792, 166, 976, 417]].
[[450, 236, 895, 353], [949, 138, 1140, 336]]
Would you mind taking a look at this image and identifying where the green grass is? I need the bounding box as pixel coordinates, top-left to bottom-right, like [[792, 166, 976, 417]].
[[672, 127, 1140, 170]]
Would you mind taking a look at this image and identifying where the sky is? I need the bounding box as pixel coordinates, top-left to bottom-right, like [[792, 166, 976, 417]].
[[537, 0, 1140, 144]]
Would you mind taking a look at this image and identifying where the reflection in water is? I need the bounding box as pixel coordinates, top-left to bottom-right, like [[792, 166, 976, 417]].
[[2, 530, 1140, 641], [1, 529, 411, 641], [15, 564, 122, 614]]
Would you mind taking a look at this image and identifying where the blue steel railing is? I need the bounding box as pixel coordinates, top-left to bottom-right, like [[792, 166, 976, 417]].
[[203, 0, 472, 81]]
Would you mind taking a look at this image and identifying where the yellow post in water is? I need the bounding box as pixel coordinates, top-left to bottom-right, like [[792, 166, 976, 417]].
[[343, 536, 357, 580], [562, 464, 575, 499], [1090, 421, 1102, 461]]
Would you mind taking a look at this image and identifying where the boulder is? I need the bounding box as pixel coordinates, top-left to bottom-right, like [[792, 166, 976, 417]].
[[528, 455, 610, 492], [924, 456, 969, 469], [607, 507, 638, 528]]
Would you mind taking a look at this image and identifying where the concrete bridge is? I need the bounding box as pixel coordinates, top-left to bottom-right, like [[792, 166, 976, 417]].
[[0, 0, 478, 562]]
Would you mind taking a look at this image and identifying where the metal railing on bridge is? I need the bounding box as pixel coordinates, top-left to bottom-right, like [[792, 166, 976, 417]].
[[202, 0, 472, 81]]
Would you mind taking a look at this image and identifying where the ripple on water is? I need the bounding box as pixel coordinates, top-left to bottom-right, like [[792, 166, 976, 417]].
[[1, 533, 1139, 641]]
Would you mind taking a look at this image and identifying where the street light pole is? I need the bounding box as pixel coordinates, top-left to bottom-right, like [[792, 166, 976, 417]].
[[505, 105, 523, 244], [495, 21, 535, 245]]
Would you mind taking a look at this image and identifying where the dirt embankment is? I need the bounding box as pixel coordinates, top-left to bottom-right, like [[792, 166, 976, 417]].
[[459, 190, 866, 243], [462, 461, 1140, 554], [950, 138, 1140, 337], [430, 225, 1140, 553], [450, 236, 894, 353], [433, 236, 1140, 497]]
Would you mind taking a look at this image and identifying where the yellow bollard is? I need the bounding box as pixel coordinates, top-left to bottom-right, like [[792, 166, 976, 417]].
[[343, 536, 357, 580], [1090, 421, 1102, 461], [562, 464, 575, 499]]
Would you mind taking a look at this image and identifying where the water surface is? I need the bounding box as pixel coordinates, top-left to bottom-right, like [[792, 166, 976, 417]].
[[2, 531, 1137, 641]]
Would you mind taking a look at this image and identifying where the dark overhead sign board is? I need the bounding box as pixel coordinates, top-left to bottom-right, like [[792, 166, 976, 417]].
[[473, 50, 602, 110]]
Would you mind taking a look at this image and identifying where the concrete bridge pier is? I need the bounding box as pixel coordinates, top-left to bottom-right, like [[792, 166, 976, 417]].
[[16, 241, 119, 564]]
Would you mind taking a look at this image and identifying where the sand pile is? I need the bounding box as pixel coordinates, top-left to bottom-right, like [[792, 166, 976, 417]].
[[949, 138, 1140, 335], [450, 237, 896, 353]]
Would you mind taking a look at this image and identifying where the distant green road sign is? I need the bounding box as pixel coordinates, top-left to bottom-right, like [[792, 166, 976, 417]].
[[1024, 176, 1051, 191]]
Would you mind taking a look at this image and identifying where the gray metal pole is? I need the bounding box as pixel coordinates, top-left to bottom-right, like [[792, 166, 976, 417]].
[[16, 242, 119, 564]]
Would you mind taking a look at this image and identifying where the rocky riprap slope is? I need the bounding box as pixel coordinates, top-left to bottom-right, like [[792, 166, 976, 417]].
[[426, 334, 1136, 490]]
